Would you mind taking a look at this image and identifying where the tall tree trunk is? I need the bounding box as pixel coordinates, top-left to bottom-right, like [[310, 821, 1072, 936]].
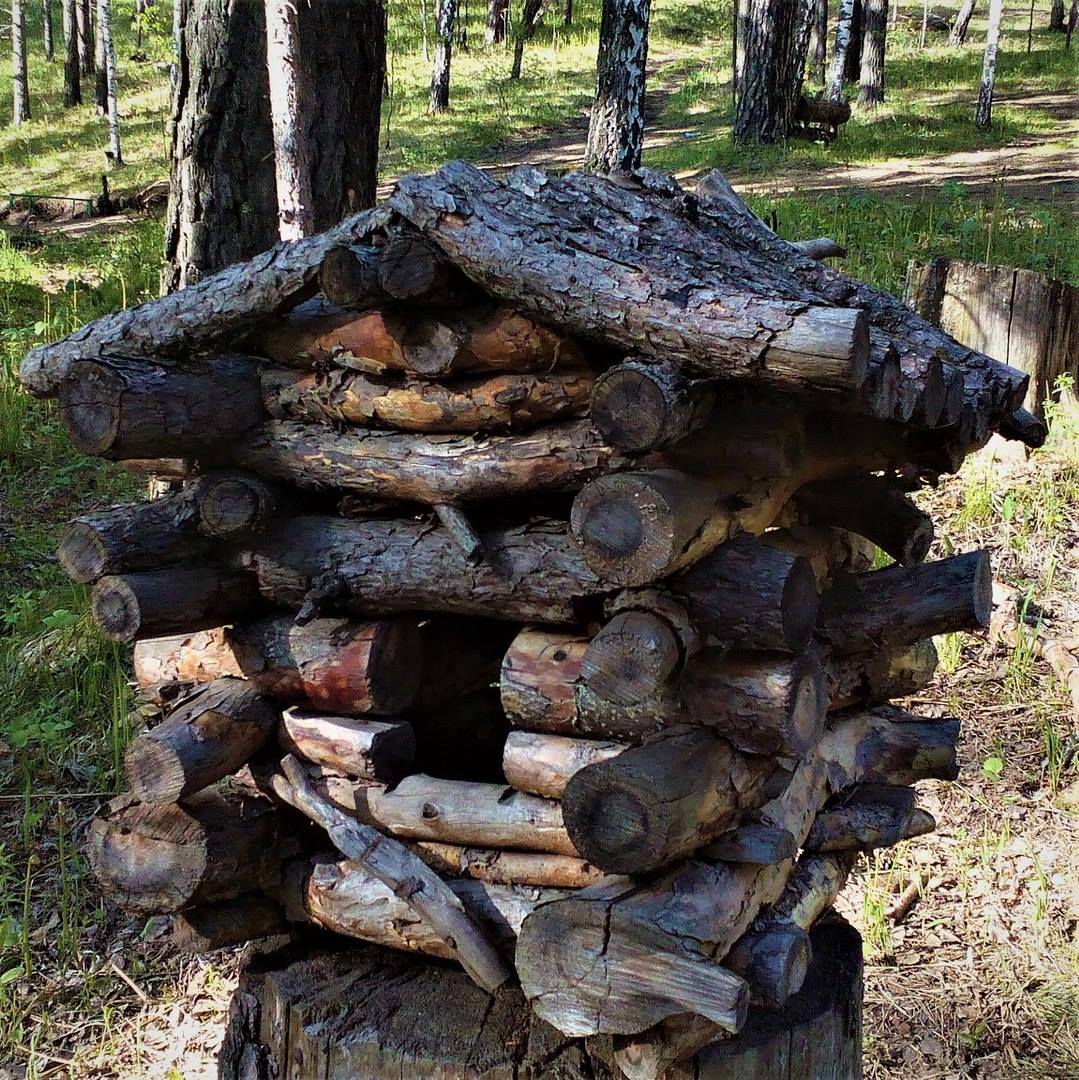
[[510, 0, 544, 78], [1068, 0, 1078, 46], [430, 0, 456, 112], [583, 0, 651, 172], [77, 0, 94, 74], [94, 0, 107, 113], [1049, 0, 1065, 30], [63, 0, 81, 104], [949, 0, 976, 45], [919, 0, 929, 46], [486, 0, 507, 42], [809, 0, 827, 82], [562, 0, 572, 26], [827, 0, 855, 101], [99, 0, 121, 164], [44, 0, 55, 60], [12, 0, 30, 125], [976, 0, 1003, 128], [265, 0, 315, 239], [857, 0, 887, 107], [734, 0, 812, 143], [845, 0, 863, 81]]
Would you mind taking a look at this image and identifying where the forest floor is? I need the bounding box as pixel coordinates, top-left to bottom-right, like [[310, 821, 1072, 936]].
[[0, 1, 1077, 1078]]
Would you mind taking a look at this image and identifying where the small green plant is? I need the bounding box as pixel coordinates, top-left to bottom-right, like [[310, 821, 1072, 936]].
[[982, 755, 1005, 782]]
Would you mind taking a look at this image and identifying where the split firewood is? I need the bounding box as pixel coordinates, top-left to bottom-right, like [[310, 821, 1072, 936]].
[[172, 896, 288, 954], [819, 550, 992, 653], [408, 842, 604, 888], [277, 754, 511, 992], [124, 678, 278, 804], [827, 638, 939, 709], [804, 784, 936, 852], [260, 366, 593, 433], [132, 615, 423, 715], [502, 731, 627, 799], [279, 708, 415, 783]]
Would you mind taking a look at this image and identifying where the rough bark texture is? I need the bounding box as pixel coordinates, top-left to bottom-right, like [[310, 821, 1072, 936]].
[[976, 0, 1003, 129], [12, 0, 31, 125], [99, 0, 122, 163], [430, 0, 456, 113], [584, 0, 652, 173], [486, 0, 508, 42], [856, 0, 887, 108], [279, 709, 415, 783], [949, 0, 976, 45], [62, 0, 81, 105]]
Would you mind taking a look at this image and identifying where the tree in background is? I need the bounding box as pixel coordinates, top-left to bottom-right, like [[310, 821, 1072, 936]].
[[77, 0, 94, 75], [949, 0, 977, 45], [562, 0, 571, 27], [845, 0, 863, 82], [486, 0, 508, 43], [94, 0, 107, 113], [1049, 0, 1065, 30], [809, 0, 827, 83], [12, 0, 31, 125], [98, 0, 121, 164], [857, 0, 888, 107], [827, 0, 855, 102], [62, 0, 82, 105], [976, 0, 1004, 128], [43, 0, 55, 60], [510, 0, 545, 78], [430, 0, 457, 112], [584, 0, 651, 172]]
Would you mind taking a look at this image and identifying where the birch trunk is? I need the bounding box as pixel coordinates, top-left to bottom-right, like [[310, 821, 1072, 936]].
[[99, 0, 122, 165], [44, 0, 55, 61], [827, 0, 855, 102], [94, 0, 106, 113], [12, 0, 30, 125], [430, 0, 456, 112], [857, 0, 887, 108], [949, 0, 976, 45], [62, 0, 81, 104], [976, 0, 1004, 129], [77, 0, 93, 74]]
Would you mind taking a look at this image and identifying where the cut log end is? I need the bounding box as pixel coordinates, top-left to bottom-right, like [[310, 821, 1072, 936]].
[[580, 610, 682, 705], [57, 360, 121, 455], [780, 556, 821, 652], [725, 926, 812, 1008], [57, 521, 108, 583], [91, 575, 142, 641], [198, 476, 271, 537]]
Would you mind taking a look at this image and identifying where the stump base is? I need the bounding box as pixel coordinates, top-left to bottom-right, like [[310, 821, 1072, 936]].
[[219, 920, 862, 1079]]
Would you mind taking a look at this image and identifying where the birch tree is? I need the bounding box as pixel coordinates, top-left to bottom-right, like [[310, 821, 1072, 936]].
[[44, 0, 55, 60], [430, 0, 457, 112], [827, 0, 856, 102], [584, 0, 651, 172], [486, 0, 508, 42], [949, 0, 976, 45], [63, 0, 82, 105], [77, 0, 94, 75], [857, 0, 887, 108], [12, 0, 31, 125], [976, 0, 1004, 129], [98, 0, 122, 164], [94, 0, 107, 113]]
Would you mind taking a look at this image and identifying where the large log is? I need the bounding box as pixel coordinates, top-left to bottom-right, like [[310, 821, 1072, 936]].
[[195, 471, 285, 537], [87, 782, 281, 914], [261, 365, 593, 433], [132, 615, 423, 715], [502, 731, 626, 799], [579, 609, 686, 706], [390, 163, 871, 394], [238, 515, 603, 624], [234, 419, 624, 504], [57, 355, 264, 458], [124, 678, 278, 804], [279, 708, 415, 782], [819, 550, 992, 653]]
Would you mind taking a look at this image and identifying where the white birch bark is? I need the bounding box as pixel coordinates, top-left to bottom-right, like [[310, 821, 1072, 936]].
[[976, 0, 1004, 129], [949, 0, 977, 45], [827, 0, 855, 103], [98, 0, 122, 164], [12, 0, 31, 125]]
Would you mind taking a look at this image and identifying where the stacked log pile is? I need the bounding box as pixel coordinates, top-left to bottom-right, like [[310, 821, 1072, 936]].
[[23, 162, 1030, 1079]]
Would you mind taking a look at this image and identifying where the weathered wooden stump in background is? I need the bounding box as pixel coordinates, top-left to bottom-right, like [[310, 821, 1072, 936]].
[[219, 919, 862, 1080]]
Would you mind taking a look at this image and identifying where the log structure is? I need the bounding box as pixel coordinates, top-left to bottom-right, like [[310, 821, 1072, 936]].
[[36, 162, 1016, 1078]]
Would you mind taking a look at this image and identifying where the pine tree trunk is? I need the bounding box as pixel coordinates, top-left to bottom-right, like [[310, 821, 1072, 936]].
[[563, 0, 572, 26], [845, 0, 863, 80], [857, 0, 887, 108], [77, 0, 94, 74], [62, 0, 81, 104], [949, 0, 977, 44], [12, 0, 30, 125], [430, 0, 456, 112], [827, 0, 855, 101], [1050, 0, 1065, 30], [94, 0, 106, 112], [583, 0, 652, 172], [976, 0, 1003, 128], [265, 0, 315, 238], [510, 0, 544, 78], [810, 0, 827, 82], [99, 0, 122, 164], [485, 0, 507, 42], [44, 0, 55, 60]]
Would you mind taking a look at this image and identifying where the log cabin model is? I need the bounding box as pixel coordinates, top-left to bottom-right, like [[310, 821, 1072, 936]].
[[21, 162, 1038, 1078]]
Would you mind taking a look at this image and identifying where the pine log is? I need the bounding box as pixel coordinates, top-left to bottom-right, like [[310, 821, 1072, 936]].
[[561, 727, 778, 874], [87, 783, 281, 914], [376, 226, 480, 305], [804, 784, 936, 852], [827, 639, 939, 709], [502, 731, 626, 799], [792, 473, 934, 565], [390, 163, 870, 394], [196, 472, 284, 537], [409, 843, 604, 888], [124, 678, 278, 804], [238, 515, 602, 624], [57, 355, 264, 458], [590, 359, 715, 452], [172, 896, 288, 953], [234, 419, 623, 504], [819, 550, 992, 653], [579, 610, 685, 706], [318, 243, 384, 307], [91, 565, 259, 642], [261, 365, 593, 433], [132, 616, 423, 715], [280, 708, 415, 782], [762, 525, 876, 588]]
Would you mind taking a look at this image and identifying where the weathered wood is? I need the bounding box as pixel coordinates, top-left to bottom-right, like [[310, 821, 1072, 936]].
[[792, 473, 934, 565], [234, 419, 624, 504], [410, 842, 604, 888], [91, 565, 259, 642], [196, 472, 284, 537], [804, 784, 936, 852], [819, 550, 992, 653], [580, 610, 685, 706], [280, 708, 415, 782], [132, 615, 423, 715], [172, 896, 288, 953], [502, 731, 626, 798], [318, 243, 384, 308], [57, 355, 264, 458], [696, 824, 798, 865], [239, 515, 602, 624], [124, 678, 278, 804], [433, 503, 484, 563], [763, 525, 876, 588], [87, 782, 280, 914], [377, 226, 481, 306], [827, 638, 939, 709], [590, 359, 716, 451], [561, 726, 778, 874], [261, 365, 593, 433]]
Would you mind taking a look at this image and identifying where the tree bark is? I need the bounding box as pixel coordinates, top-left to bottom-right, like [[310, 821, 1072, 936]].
[[503, 731, 626, 799], [827, 0, 855, 102], [44, 0, 55, 61], [77, 0, 93, 73], [62, 0, 81, 105], [375, 226, 479, 306], [976, 0, 1004, 129], [12, 0, 31, 125], [804, 783, 936, 852], [411, 843, 602, 887], [98, 0, 122, 164], [510, 0, 543, 78], [584, 0, 652, 173], [856, 0, 887, 108], [279, 708, 414, 782], [949, 0, 976, 45], [93, 0, 106, 113], [430, 0, 456, 112], [809, 0, 827, 82], [847, 0, 863, 78], [485, 0, 507, 42], [1050, 0, 1066, 29], [826, 638, 939, 708]]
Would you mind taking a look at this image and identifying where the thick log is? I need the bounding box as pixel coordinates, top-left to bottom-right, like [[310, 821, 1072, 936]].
[[91, 565, 259, 642], [377, 226, 480, 306], [57, 355, 263, 458], [502, 731, 626, 799], [132, 615, 423, 715], [590, 359, 715, 452], [234, 419, 623, 504], [239, 515, 602, 624], [804, 784, 936, 852], [827, 638, 939, 709], [410, 843, 604, 888], [261, 365, 593, 433], [792, 473, 934, 565], [124, 678, 278, 804], [561, 727, 778, 874], [390, 163, 870, 394], [87, 782, 280, 914], [196, 472, 283, 537], [172, 896, 288, 953], [819, 550, 992, 653], [318, 243, 384, 307], [580, 610, 685, 706], [280, 708, 415, 782]]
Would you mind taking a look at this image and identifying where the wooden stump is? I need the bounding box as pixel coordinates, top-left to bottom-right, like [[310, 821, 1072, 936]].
[[218, 920, 862, 1079]]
